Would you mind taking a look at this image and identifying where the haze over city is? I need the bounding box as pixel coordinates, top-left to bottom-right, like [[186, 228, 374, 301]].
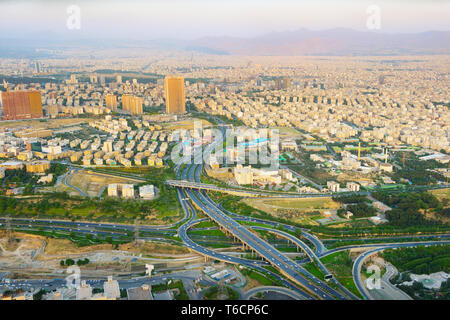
[[0, 0, 448, 307], [1, 0, 450, 40]]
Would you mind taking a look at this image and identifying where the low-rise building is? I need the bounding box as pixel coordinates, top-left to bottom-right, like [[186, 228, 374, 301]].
[[37, 174, 53, 184], [77, 281, 92, 300], [327, 181, 340, 192], [26, 161, 50, 173], [280, 139, 298, 152], [0, 161, 24, 170], [17, 151, 33, 161], [152, 290, 174, 300], [127, 284, 153, 300], [379, 162, 393, 172], [122, 184, 135, 199], [103, 276, 120, 300], [139, 185, 155, 200], [108, 184, 119, 197], [346, 182, 360, 192], [343, 211, 354, 219], [233, 164, 253, 185]]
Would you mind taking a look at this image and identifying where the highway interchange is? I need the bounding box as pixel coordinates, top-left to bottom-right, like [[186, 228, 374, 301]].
[[1, 120, 449, 300], [169, 123, 450, 300]]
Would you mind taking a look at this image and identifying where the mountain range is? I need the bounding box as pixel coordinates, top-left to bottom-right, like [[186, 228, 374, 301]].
[[1, 28, 449, 57], [186, 28, 450, 56]]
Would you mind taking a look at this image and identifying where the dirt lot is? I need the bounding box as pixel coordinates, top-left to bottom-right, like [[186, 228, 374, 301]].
[[243, 277, 264, 291], [243, 197, 341, 225], [0, 231, 195, 276], [162, 118, 212, 130], [41, 182, 81, 197], [337, 171, 376, 183], [272, 127, 304, 139], [68, 171, 140, 197], [44, 238, 114, 256], [0, 118, 92, 129], [253, 197, 340, 210], [429, 188, 450, 203], [119, 242, 189, 255]]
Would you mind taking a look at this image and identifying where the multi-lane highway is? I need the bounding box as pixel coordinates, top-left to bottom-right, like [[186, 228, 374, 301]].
[[173, 139, 336, 299], [174, 148, 340, 299], [243, 286, 306, 300], [170, 123, 450, 300], [2, 119, 448, 300], [188, 185, 338, 299], [249, 225, 359, 300], [175, 167, 311, 299]]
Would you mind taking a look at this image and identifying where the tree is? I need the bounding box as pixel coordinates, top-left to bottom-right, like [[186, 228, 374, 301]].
[[65, 258, 75, 266], [412, 281, 424, 291]]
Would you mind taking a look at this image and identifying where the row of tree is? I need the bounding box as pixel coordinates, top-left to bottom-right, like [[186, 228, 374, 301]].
[[382, 245, 450, 274]]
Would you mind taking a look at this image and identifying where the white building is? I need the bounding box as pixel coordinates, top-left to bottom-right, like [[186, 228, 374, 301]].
[[103, 276, 120, 300], [346, 182, 360, 192], [76, 281, 92, 300], [108, 184, 119, 197], [139, 185, 155, 200], [327, 181, 340, 192], [121, 184, 135, 199], [233, 164, 253, 185], [108, 183, 135, 198]]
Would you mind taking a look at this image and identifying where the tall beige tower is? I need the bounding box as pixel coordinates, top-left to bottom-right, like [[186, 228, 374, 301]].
[[105, 94, 118, 111], [164, 77, 185, 114], [121, 94, 142, 115]]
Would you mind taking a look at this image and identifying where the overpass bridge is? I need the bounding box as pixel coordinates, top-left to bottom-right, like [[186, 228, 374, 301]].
[[166, 180, 264, 197], [184, 187, 338, 300], [167, 179, 450, 199], [165, 179, 336, 198]]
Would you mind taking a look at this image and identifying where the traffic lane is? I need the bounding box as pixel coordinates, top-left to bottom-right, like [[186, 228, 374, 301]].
[[188, 189, 335, 300]]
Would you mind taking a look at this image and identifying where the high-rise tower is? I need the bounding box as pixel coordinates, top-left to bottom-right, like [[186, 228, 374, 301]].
[[164, 77, 185, 114], [0, 90, 43, 120]]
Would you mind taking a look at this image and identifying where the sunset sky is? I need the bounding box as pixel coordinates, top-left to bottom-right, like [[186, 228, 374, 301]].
[[0, 0, 449, 39]]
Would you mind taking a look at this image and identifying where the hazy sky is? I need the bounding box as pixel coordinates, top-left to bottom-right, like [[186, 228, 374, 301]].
[[1, 0, 449, 39]]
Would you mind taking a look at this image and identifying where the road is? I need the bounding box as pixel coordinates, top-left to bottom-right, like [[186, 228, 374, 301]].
[[175, 172, 310, 299], [217, 203, 326, 255], [175, 137, 338, 299], [367, 263, 412, 300], [351, 241, 450, 300], [175, 140, 328, 299], [0, 270, 208, 295], [320, 240, 450, 258], [172, 125, 450, 300], [250, 225, 358, 300], [243, 286, 306, 300], [63, 168, 87, 197]]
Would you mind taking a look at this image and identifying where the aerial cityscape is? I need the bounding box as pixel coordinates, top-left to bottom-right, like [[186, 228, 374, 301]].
[[0, 0, 449, 306]]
